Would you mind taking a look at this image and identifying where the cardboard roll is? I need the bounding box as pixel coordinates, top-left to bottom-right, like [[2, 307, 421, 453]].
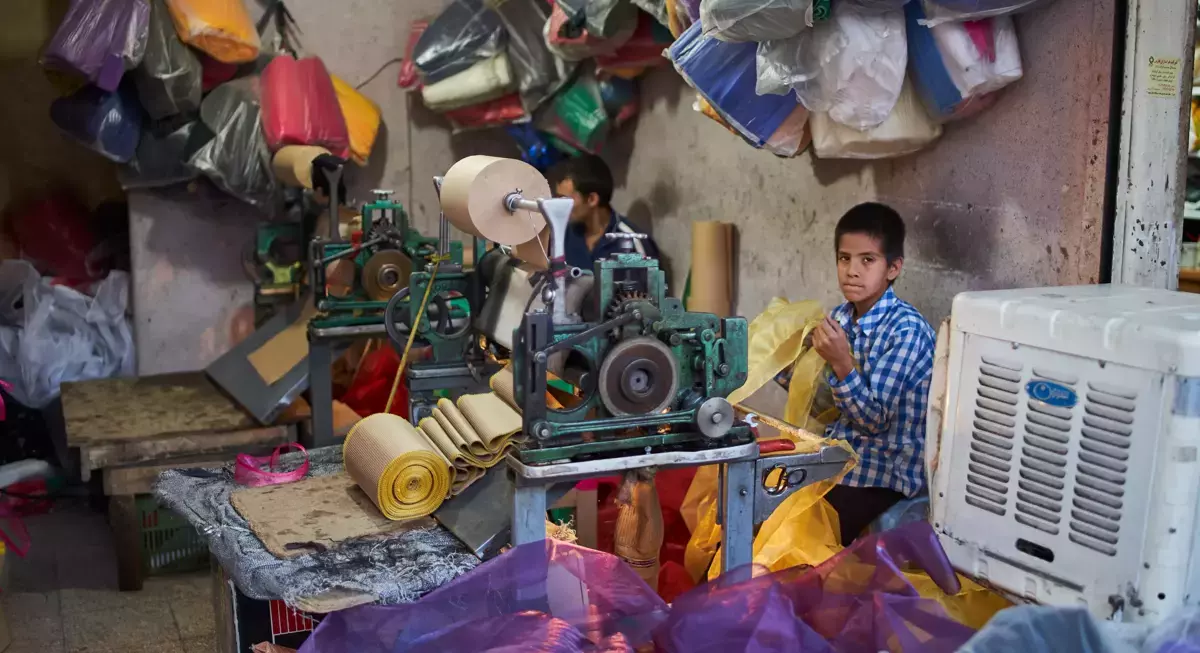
[[598, 337, 679, 416], [362, 250, 414, 301]]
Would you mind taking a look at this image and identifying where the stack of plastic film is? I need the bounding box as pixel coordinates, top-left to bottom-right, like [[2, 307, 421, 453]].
[[186, 77, 277, 209], [669, 23, 810, 157], [297, 540, 670, 652]]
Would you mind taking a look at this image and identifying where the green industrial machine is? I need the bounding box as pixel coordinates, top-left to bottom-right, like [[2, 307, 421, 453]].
[[248, 221, 305, 319], [310, 189, 465, 330], [511, 251, 753, 464]]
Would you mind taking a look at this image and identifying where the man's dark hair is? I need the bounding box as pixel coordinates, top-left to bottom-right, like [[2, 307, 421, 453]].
[[547, 154, 614, 207], [835, 202, 906, 263]]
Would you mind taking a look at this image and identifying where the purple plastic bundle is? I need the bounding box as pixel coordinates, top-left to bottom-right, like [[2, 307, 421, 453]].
[[43, 0, 150, 92], [298, 540, 670, 653], [655, 522, 976, 653]]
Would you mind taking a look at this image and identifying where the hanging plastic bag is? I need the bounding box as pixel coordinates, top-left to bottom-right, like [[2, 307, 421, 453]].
[[0, 261, 134, 409], [907, 5, 1022, 122], [699, 0, 811, 43], [544, 0, 638, 62], [489, 0, 573, 111], [420, 53, 515, 113], [398, 20, 430, 91], [261, 55, 350, 159], [50, 83, 144, 164], [187, 77, 277, 208], [445, 94, 528, 132], [921, 0, 1048, 27], [669, 23, 801, 149], [557, 0, 641, 39], [535, 67, 611, 154], [165, 0, 261, 63], [199, 51, 239, 90], [330, 76, 381, 166], [758, 4, 907, 131], [811, 77, 942, 159], [42, 0, 150, 92], [135, 0, 202, 120], [413, 0, 506, 85], [118, 121, 199, 189], [595, 12, 674, 78], [505, 123, 567, 172]]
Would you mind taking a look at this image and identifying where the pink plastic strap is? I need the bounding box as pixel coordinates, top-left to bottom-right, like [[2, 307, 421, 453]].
[[963, 19, 995, 62], [235, 443, 309, 487]]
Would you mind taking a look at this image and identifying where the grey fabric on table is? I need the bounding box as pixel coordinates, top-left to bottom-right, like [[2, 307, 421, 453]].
[[153, 446, 479, 605]]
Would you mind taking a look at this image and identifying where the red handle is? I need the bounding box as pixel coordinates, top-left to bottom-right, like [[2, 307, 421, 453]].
[[758, 439, 796, 455]]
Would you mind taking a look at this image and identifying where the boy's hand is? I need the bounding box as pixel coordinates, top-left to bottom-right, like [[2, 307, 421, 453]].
[[814, 316, 855, 380]]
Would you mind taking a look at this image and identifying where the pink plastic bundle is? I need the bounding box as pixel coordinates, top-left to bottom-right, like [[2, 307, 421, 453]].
[[234, 444, 309, 487], [261, 55, 350, 159]]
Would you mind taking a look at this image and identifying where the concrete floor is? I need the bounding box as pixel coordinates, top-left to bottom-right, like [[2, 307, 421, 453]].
[[3, 503, 216, 653]]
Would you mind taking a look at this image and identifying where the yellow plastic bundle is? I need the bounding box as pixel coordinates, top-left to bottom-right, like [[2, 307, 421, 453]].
[[165, 0, 260, 64], [331, 75, 381, 166]]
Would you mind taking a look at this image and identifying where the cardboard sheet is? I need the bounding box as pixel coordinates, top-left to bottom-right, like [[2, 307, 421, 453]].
[[230, 473, 436, 559], [247, 302, 318, 385]]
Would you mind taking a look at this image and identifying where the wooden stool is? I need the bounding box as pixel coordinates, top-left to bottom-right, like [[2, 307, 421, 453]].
[[62, 373, 294, 591]]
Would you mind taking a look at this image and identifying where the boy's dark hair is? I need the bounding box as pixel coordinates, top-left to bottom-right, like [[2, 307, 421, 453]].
[[547, 154, 614, 207], [835, 202, 906, 263]]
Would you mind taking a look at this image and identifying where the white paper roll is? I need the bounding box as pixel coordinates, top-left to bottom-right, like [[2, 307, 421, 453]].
[[441, 156, 550, 247]]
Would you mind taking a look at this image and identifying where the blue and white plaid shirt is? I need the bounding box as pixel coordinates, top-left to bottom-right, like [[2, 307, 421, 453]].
[[825, 287, 935, 498]]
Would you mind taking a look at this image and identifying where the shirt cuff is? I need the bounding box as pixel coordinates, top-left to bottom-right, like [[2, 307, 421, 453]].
[[829, 367, 865, 401]]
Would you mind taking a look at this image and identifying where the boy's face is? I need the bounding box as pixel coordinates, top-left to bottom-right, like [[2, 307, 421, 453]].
[[836, 232, 902, 306]]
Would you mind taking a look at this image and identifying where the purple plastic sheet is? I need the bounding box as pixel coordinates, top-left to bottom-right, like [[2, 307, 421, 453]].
[[43, 0, 150, 92], [300, 523, 977, 653], [299, 540, 670, 653], [656, 522, 973, 653]]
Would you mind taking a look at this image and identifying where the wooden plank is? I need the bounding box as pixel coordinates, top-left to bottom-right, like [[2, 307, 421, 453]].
[[102, 454, 248, 496], [63, 372, 256, 446], [1111, 0, 1197, 286], [85, 426, 292, 473], [229, 473, 434, 559]]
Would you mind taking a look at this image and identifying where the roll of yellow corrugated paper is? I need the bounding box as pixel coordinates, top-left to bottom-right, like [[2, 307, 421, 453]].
[[343, 413, 451, 521]]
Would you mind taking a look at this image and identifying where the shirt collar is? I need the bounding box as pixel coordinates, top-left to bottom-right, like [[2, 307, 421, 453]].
[[833, 286, 898, 335]]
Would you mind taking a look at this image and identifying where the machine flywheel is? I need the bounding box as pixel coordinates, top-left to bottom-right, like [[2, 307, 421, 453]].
[[362, 249, 414, 301], [597, 336, 678, 416]]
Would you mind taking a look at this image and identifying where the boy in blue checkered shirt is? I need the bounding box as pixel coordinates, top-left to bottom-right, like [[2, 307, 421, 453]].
[[811, 203, 935, 545]]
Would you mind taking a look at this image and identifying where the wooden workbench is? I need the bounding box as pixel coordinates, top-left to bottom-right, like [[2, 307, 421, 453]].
[[62, 372, 294, 591]]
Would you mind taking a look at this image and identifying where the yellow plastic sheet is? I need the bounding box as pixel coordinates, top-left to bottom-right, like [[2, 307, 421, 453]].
[[331, 75, 381, 166], [682, 296, 1010, 629], [165, 0, 260, 64]]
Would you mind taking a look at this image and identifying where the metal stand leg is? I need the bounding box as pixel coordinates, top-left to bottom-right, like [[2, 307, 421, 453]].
[[721, 459, 755, 574], [511, 476, 548, 546], [308, 338, 335, 448]]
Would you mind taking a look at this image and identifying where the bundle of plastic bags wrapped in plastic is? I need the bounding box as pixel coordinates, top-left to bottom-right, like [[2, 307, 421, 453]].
[[42, 0, 150, 92], [668, 22, 811, 157], [135, 0, 202, 120], [297, 523, 990, 652], [186, 77, 277, 208], [260, 55, 351, 159], [50, 83, 144, 164]]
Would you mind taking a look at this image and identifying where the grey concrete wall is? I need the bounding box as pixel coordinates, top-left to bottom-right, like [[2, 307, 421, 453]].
[[134, 0, 1115, 373], [606, 0, 1115, 323]]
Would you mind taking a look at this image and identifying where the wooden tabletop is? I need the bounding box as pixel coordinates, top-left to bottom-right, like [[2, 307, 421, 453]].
[[62, 372, 255, 447]]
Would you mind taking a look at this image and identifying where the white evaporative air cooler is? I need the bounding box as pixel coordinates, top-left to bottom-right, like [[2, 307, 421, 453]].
[[927, 284, 1200, 623]]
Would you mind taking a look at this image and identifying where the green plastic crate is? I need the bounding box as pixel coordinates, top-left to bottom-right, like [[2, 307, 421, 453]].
[[135, 495, 209, 575]]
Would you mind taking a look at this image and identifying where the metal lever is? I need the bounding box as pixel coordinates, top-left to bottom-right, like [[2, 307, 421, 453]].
[[503, 192, 575, 324], [750, 449, 852, 526], [434, 176, 449, 257]]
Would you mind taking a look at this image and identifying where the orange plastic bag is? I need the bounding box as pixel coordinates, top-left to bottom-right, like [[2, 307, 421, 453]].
[[165, 0, 260, 63], [331, 75, 381, 166]]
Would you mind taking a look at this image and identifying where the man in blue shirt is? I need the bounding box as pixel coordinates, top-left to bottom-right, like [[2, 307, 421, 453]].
[[546, 155, 660, 270], [812, 203, 936, 546]]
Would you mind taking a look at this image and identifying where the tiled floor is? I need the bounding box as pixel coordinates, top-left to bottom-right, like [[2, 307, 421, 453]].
[[3, 503, 216, 653]]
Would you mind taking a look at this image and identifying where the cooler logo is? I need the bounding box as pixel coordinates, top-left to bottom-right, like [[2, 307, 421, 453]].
[[1026, 380, 1077, 408]]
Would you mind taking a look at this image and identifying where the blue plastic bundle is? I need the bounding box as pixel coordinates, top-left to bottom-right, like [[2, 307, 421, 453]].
[[667, 22, 800, 149], [50, 83, 143, 163]]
